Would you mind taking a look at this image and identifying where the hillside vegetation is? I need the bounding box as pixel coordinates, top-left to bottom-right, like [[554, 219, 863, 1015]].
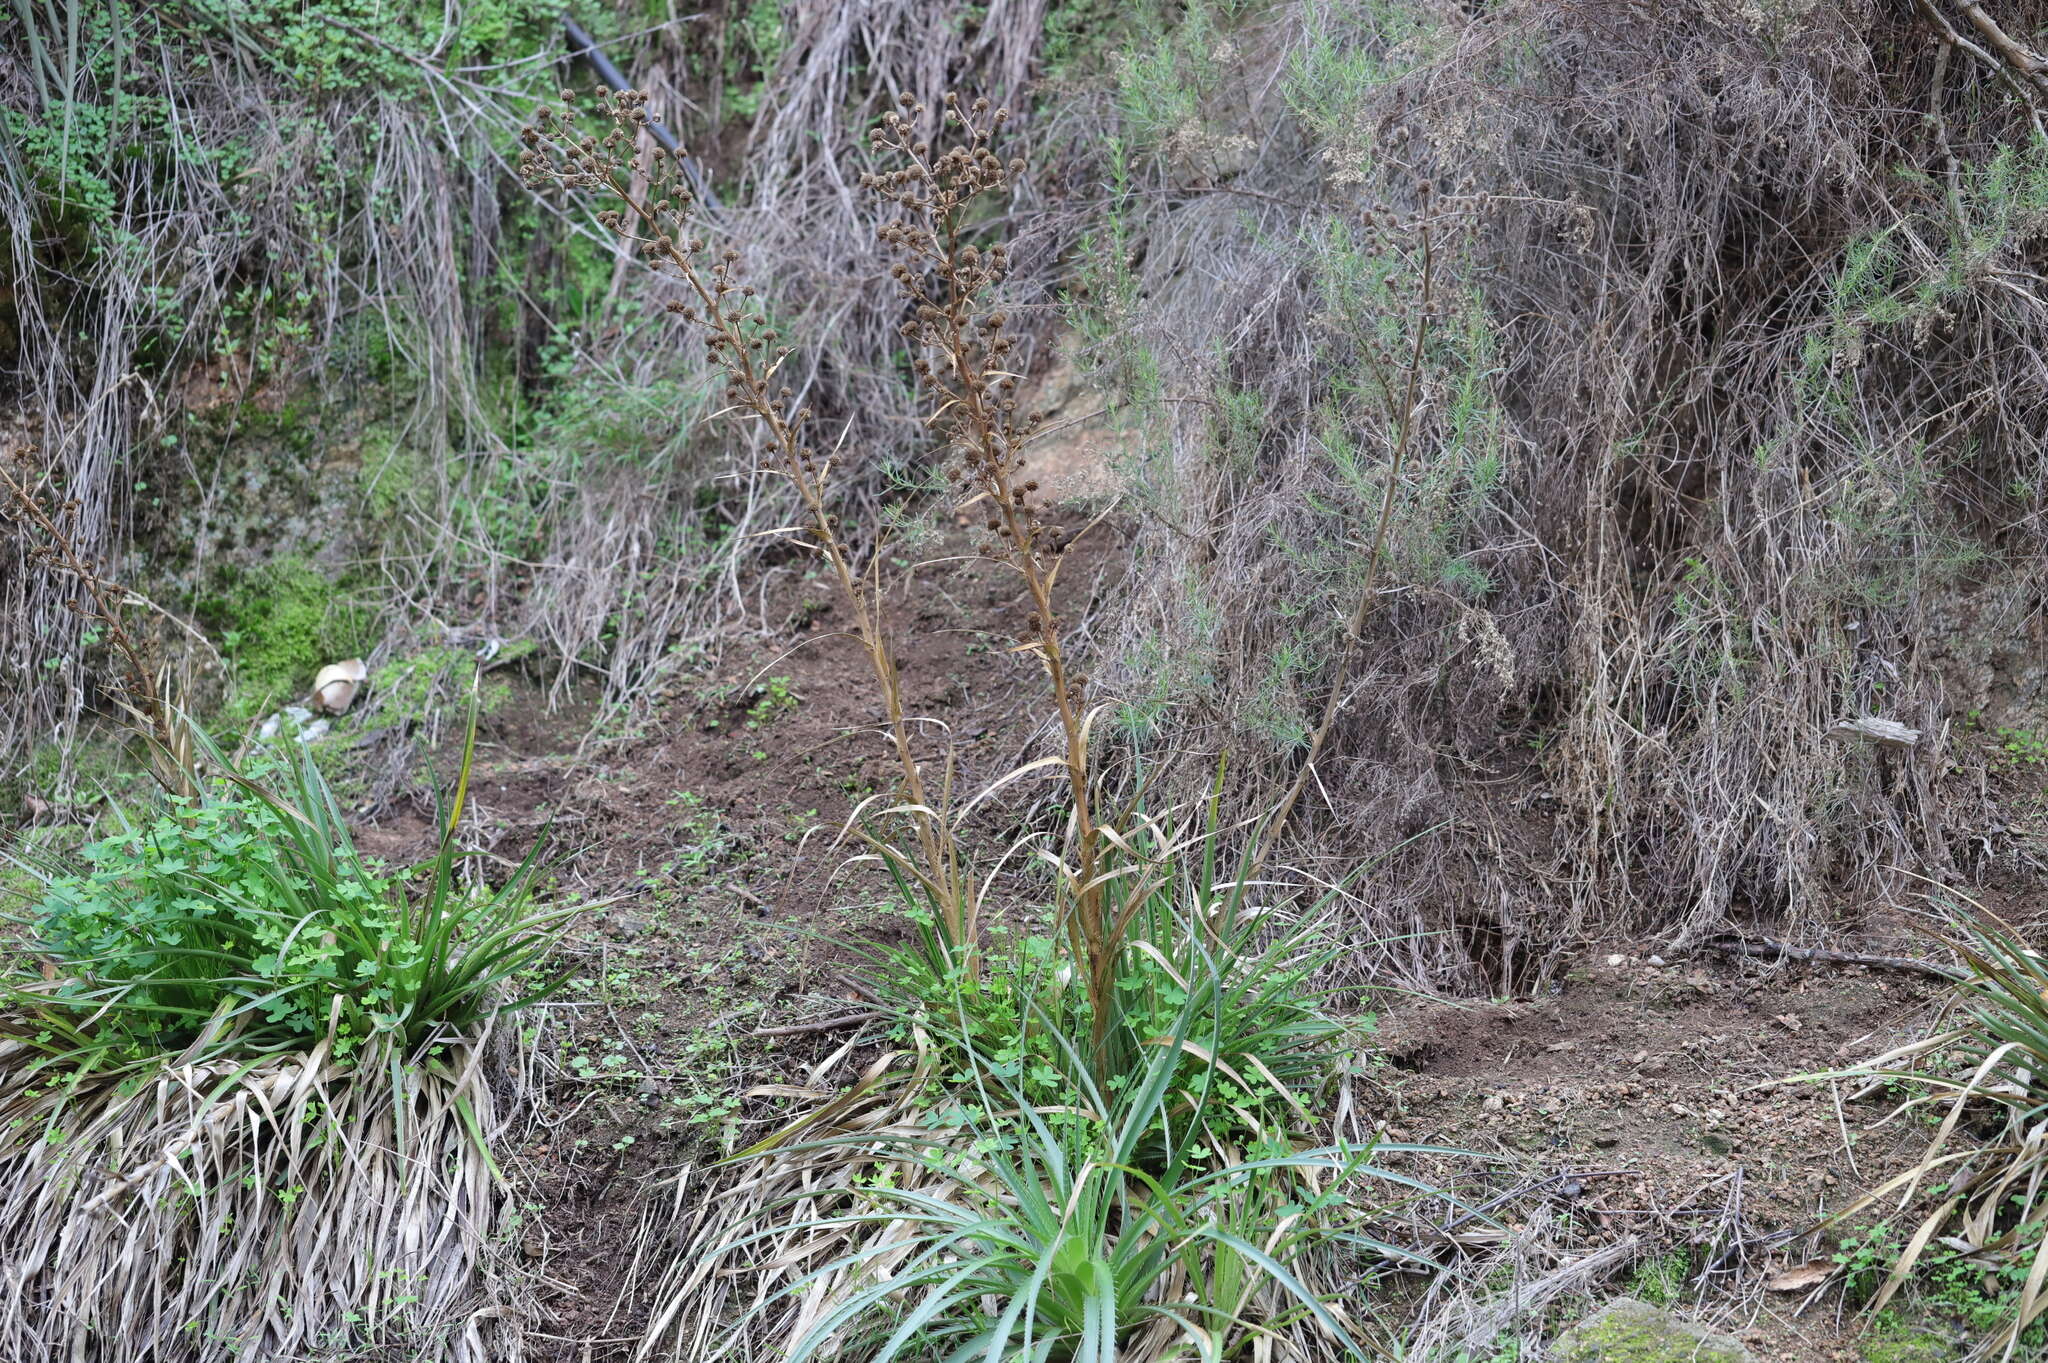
[[5, 2, 2048, 1360]]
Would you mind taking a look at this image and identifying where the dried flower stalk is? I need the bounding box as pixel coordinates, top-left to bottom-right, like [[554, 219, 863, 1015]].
[[519, 89, 1127, 1047]]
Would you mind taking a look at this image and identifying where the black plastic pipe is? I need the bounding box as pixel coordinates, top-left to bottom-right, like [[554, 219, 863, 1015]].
[[562, 14, 719, 209]]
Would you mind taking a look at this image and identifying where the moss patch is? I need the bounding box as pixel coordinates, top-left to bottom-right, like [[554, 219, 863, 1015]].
[[1858, 1329, 1953, 1363], [199, 558, 373, 719], [1552, 1298, 1749, 1363]]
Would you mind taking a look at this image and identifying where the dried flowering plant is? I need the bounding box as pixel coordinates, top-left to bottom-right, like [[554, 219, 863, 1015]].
[[519, 89, 1130, 1043], [521, 88, 1473, 1363]]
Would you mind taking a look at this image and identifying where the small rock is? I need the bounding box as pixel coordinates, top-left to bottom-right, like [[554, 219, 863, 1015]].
[[1606, 954, 1627, 967], [1647, 954, 1667, 967], [1551, 1297, 1750, 1362], [1593, 1130, 1621, 1148]]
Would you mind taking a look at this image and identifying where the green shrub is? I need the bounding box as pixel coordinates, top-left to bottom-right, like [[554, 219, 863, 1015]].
[[0, 718, 571, 1361], [718, 815, 1454, 1361], [28, 770, 398, 1053], [4, 727, 572, 1072], [874, 867, 1346, 1155]]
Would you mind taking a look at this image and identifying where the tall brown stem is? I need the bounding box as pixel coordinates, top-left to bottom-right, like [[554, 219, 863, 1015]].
[[519, 90, 998, 951], [518, 88, 1130, 1053], [865, 96, 1115, 1052]]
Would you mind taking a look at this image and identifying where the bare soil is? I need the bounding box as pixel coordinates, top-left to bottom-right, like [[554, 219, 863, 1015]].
[[1377, 948, 1956, 1359]]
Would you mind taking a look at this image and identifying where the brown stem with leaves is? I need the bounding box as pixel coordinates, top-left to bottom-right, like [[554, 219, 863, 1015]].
[[862, 94, 1113, 1050], [518, 89, 974, 948], [518, 88, 1131, 1046]]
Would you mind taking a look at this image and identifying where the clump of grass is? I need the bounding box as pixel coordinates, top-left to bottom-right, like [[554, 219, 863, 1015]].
[[1814, 898, 2048, 1358], [727, 806, 1465, 1361], [523, 87, 1479, 1361], [721, 1000, 1448, 1363], [0, 708, 574, 1361]]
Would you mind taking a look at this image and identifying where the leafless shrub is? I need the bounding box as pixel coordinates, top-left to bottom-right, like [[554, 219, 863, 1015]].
[[1084, 0, 2048, 988]]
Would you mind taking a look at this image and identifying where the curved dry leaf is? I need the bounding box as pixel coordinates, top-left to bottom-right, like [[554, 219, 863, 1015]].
[[1766, 1261, 1834, 1292], [312, 658, 368, 715]]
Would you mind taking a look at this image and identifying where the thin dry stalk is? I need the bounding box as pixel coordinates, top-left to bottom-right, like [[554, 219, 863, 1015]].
[[1406, 1211, 1642, 1360], [863, 94, 1118, 1048], [517, 88, 1140, 1052], [518, 86, 975, 949], [0, 442, 193, 794]]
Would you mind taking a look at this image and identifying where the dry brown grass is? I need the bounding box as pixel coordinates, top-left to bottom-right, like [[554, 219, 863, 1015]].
[[0, 11, 520, 772], [0, 1028, 529, 1362]]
